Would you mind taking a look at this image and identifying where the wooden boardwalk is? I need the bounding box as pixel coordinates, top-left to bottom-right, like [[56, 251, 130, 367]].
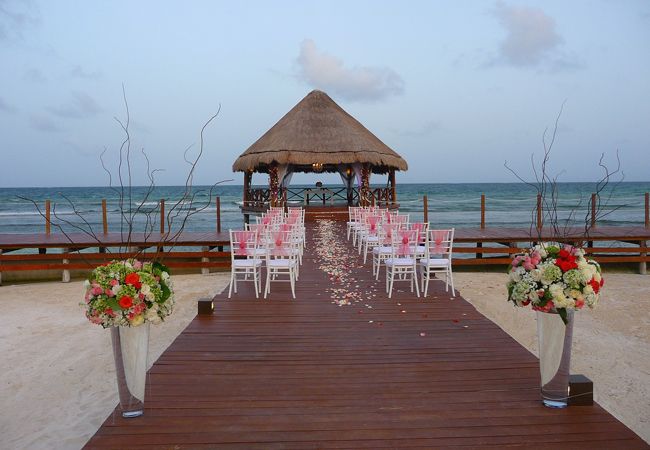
[[73, 223, 650, 447]]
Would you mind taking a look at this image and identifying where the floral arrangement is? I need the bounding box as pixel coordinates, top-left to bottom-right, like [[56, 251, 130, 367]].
[[83, 259, 174, 328], [507, 243, 604, 324]]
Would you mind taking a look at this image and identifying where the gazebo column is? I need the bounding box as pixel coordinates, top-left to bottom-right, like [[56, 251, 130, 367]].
[[243, 170, 252, 223], [360, 164, 371, 206], [389, 169, 396, 205], [345, 166, 354, 206], [269, 163, 279, 207]]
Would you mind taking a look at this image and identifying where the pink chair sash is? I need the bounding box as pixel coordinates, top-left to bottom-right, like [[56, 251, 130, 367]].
[[270, 231, 290, 256], [233, 231, 253, 256], [397, 230, 414, 256], [432, 230, 446, 254], [381, 223, 394, 245], [368, 215, 380, 233], [411, 223, 424, 243]]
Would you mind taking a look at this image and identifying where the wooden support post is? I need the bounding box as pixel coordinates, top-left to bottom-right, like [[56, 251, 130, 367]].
[[640, 240, 647, 275], [480, 194, 486, 229], [45, 200, 51, 235], [591, 193, 597, 228], [101, 199, 108, 234], [201, 246, 210, 275], [99, 199, 108, 253], [645, 192, 650, 228], [62, 248, 70, 283], [536, 194, 543, 232], [423, 195, 428, 223], [216, 197, 221, 233], [243, 171, 251, 208], [160, 199, 165, 233], [389, 169, 396, 205]]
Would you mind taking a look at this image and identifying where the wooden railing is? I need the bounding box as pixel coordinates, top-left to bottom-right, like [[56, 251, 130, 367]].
[[246, 187, 362, 207]]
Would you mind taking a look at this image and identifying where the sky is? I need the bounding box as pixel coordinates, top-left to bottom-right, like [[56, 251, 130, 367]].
[[1, 0, 649, 187]]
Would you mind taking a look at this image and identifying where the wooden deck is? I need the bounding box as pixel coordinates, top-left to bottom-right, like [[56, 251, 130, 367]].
[[85, 221, 647, 448]]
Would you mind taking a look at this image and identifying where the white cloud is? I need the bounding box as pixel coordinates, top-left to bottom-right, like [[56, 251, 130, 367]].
[[295, 39, 404, 102], [47, 91, 103, 118], [0, 96, 16, 113], [70, 65, 101, 80], [491, 2, 563, 67], [0, 0, 38, 41], [23, 67, 46, 83], [29, 114, 62, 132]]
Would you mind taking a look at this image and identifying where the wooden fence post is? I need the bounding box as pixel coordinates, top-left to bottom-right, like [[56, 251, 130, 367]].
[[101, 199, 108, 234], [201, 246, 210, 275], [642, 193, 649, 275], [645, 192, 650, 228], [536, 194, 543, 232], [591, 193, 597, 228], [160, 199, 165, 233], [423, 195, 428, 223], [62, 248, 70, 283], [216, 196, 221, 233], [480, 194, 486, 229], [45, 200, 51, 235]]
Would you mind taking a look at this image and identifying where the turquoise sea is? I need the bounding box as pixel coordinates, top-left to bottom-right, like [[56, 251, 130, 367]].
[[0, 182, 648, 235]]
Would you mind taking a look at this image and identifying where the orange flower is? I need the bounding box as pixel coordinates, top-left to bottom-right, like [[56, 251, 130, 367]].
[[125, 272, 142, 289], [119, 295, 133, 309]]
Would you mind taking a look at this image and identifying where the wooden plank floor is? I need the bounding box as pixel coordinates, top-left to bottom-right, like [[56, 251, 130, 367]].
[[85, 221, 648, 449]]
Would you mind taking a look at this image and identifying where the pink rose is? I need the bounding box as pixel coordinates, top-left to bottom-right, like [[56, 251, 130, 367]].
[[91, 286, 103, 296], [133, 260, 143, 269], [522, 257, 535, 271], [110, 279, 119, 286], [105, 288, 115, 297]]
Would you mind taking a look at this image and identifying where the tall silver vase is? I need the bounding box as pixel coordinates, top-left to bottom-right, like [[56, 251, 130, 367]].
[[110, 323, 150, 418], [536, 309, 574, 408]]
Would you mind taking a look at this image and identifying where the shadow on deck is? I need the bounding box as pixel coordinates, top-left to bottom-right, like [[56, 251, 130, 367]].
[[85, 221, 648, 449]]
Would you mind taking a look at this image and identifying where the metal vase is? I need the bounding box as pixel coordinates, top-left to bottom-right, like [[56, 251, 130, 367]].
[[536, 309, 574, 408], [110, 323, 150, 418]]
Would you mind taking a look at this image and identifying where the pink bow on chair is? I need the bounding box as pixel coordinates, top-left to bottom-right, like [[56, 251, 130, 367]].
[[234, 231, 251, 256], [411, 223, 424, 243], [368, 215, 379, 232], [432, 230, 446, 254], [262, 216, 271, 225], [397, 231, 412, 256], [271, 232, 289, 256]]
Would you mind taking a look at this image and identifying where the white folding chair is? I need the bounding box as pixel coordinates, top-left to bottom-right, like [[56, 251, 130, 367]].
[[385, 229, 420, 299], [372, 222, 400, 279], [228, 230, 263, 298], [409, 222, 429, 259], [264, 230, 299, 299], [419, 228, 455, 297]]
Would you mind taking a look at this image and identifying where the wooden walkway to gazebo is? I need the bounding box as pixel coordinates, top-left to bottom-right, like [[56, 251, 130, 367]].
[[85, 221, 647, 448]]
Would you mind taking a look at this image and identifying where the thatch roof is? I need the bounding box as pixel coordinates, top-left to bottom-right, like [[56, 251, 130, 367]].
[[232, 90, 408, 172]]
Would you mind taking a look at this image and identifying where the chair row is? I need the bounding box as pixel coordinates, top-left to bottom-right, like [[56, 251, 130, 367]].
[[228, 207, 306, 300]]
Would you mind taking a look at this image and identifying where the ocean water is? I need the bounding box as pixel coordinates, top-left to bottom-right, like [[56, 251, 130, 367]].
[[0, 182, 648, 235]]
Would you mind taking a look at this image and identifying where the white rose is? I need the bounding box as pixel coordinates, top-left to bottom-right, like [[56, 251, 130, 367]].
[[141, 284, 151, 295], [161, 271, 170, 281], [530, 269, 542, 282], [111, 285, 120, 296], [145, 307, 162, 324]]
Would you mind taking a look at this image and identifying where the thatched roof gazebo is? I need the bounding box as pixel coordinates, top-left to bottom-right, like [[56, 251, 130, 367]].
[[233, 90, 408, 216]]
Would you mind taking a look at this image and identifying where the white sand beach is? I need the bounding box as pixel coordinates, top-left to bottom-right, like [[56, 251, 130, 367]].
[[0, 271, 648, 448]]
